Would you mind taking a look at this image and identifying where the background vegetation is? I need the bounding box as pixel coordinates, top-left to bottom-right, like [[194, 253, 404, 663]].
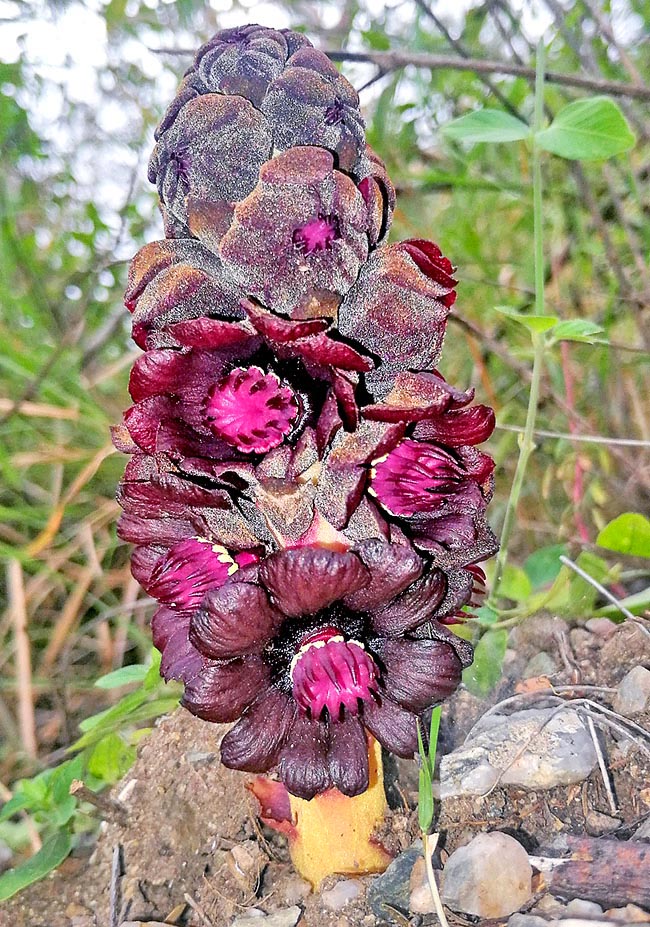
[[1, 0, 649, 894]]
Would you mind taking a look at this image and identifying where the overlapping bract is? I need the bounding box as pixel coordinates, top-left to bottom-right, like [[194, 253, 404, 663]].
[[115, 24, 498, 800]]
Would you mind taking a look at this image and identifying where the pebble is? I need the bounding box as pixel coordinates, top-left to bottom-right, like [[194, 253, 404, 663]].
[[533, 893, 566, 917], [613, 665, 650, 715], [408, 856, 435, 915], [605, 903, 650, 922], [231, 908, 302, 927], [0, 840, 12, 873], [506, 916, 547, 927], [283, 875, 312, 905], [523, 652, 558, 679], [367, 841, 421, 923], [633, 817, 650, 841], [586, 617, 617, 639], [585, 809, 621, 835], [440, 707, 598, 797], [565, 898, 604, 917], [440, 832, 532, 918], [321, 879, 361, 911]]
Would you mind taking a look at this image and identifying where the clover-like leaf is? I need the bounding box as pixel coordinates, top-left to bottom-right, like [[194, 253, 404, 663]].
[[442, 109, 530, 144], [536, 97, 635, 160]]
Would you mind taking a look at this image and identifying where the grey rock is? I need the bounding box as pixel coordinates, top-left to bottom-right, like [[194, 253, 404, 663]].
[[282, 875, 312, 905], [565, 898, 604, 917], [321, 879, 361, 911], [231, 907, 302, 926], [507, 916, 548, 927], [523, 652, 558, 679], [409, 856, 435, 915], [604, 903, 650, 922], [441, 707, 598, 798], [367, 841, 422, 923], [440, 832, 532, 918], [613, 665, 650, 716], [632, 817, 650, 841], [585, 809, 621, 835], [586, 617, 617, 639], [0, 840, 12, 873]]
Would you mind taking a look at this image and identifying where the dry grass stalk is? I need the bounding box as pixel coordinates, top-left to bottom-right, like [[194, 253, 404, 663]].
[[7, 558, 37, 758]]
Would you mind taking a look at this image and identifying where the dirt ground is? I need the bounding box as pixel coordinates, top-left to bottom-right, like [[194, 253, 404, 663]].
[[4, 615, 650, 927]]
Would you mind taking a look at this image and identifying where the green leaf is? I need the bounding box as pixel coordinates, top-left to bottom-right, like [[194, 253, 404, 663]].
[[474, 604, 500, 626], [597, 513, 650, 558], [86, 734, 137, 784], [536, 97, 636, 160], [0, 793, 31, 823], [495, 306, 558, 332], [427, 706, 442, 769], [544, 551, 613, 616], [596, 587, 650, 619], [463, 629, 508, 696], [524, 544, 567, 588], [95, 664, 149, 689], [442, 109, 530, 144], [0, 830, 73, 902], [547, 319, 607, 345], [417, 721, 434, 834], [500, 564, 533, 602], [361, 28, 391, 51]]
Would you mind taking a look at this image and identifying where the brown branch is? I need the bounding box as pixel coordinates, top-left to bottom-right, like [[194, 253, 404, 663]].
[[325, 50, 650, 101], [151, 45, 650, 101]]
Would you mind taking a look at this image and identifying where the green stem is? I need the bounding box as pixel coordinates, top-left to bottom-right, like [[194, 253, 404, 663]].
[[491, 41, 547, 604]]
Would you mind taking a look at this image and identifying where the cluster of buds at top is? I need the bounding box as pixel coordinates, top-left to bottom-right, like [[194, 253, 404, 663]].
[[114, 24, 498, 802]]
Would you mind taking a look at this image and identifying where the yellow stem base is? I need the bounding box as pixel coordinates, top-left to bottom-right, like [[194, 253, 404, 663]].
[[287, 737, 391, 888]]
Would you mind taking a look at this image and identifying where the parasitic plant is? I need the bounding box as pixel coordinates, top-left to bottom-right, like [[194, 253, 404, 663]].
[[114, 24, 498, 887]]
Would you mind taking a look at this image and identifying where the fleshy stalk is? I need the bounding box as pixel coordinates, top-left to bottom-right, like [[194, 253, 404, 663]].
[[249, 736, 391, 888]]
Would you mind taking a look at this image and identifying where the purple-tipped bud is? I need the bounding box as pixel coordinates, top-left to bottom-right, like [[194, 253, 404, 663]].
[[148, 537, 239, 609], [370, 439, 494, 517]]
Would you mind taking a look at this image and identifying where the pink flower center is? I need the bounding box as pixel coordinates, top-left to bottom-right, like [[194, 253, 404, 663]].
[[206, 366, 299, 453], [292, 214, 340, 254], [290, 626, 379, 720], [370, 439, 467, 517], [148, 537, 238, 609]]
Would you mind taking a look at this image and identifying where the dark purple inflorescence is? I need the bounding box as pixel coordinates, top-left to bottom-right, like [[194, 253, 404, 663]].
[[115, 24, 498, 800]]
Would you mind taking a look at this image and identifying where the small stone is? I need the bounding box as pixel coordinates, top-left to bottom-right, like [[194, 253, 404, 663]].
[[408, 857, 435, 915], [0, 840, 11, 873], [368, 841, 422, 923], [566, 898, 604, 917], [440, 832, 532, 918], [283, 875, 312, 905], [613, 665, 650, 715], [321, 879, 361, 911], [523, 652, 557, 679], [231, 908, 302, 927], [230, 841, 258, 874], [586, 617, 617, 639], [633, 818, 650, 841], [605, 904, 650, 922], [533, 893, 566, 916], [507, 916, 548, 927], [441, 707, 598, 797], [585, 809, 621, 835]]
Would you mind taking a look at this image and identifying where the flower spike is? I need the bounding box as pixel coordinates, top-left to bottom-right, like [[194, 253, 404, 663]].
[[115, 22, 498, 887]]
